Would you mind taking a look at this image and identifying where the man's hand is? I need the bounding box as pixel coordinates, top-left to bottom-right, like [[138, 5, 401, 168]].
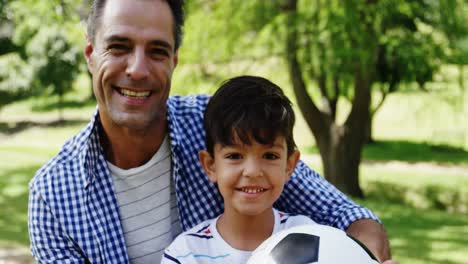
[[345, 218, 394, 263]]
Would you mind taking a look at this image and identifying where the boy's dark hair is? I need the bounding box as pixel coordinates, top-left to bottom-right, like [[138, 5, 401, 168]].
[[204, 75, 296, 156], [87, 0, 185, 50]]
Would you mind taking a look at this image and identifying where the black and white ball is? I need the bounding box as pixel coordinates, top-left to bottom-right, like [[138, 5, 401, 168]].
[[247, 224, 379, 264]]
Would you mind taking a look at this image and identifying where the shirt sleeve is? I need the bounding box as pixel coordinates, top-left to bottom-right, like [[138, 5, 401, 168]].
[[28, 185, 89, 263], [274, 161, 380, 230]]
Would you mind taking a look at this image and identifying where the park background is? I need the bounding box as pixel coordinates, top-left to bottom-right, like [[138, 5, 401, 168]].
[[0, 0, 467, 263]]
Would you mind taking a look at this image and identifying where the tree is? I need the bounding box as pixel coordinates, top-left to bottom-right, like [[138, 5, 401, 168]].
[[183, 0, 466, 197], [3, 0, 85, 119], [0, 53, 32, 117], [26, 26, 81, 120], [0, 0, 30, 115], [438, 0, 468, 103], [281, 0, 380, 197]]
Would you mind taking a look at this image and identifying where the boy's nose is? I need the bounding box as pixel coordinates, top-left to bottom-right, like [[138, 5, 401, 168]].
[[242, 158, 263, 178]]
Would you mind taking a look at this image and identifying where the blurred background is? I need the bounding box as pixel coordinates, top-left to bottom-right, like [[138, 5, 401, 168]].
[[0, 0, 467, 263]]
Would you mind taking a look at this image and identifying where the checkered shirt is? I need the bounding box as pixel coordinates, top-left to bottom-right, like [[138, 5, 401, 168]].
[[28, 94, 379, 263]]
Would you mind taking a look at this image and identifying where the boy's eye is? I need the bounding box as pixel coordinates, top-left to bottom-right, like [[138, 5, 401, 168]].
[[225, 153, 242, 160], [264, 152, 280, 160]]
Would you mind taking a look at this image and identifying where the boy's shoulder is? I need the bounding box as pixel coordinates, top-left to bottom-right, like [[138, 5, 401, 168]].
[[163, 217, 227, 263], [168, 217, 217, 249], [181, 218, 217, 240], [274, 209, 316, 231]]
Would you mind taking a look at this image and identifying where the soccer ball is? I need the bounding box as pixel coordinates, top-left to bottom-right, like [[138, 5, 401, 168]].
[[247, 224, 379, 264]]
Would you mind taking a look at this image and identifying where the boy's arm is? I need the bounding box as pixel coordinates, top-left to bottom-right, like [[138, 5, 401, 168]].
[[275, 161, 392, 262]]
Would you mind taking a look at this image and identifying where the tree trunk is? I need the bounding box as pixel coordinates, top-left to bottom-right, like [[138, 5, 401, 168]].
[[317, 124, 364, 197], [283, 0, 368, 197], [459, 65, 465, 112], [364, 113, 374, 144], [58, 92, 64, 122]]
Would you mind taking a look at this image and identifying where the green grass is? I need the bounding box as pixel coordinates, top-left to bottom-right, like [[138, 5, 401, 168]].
[[0, 165, 39, 246], [362, 140, 468, 166], [304, 139, 468, 166], [359, 199, 468, 264], [361, 165, 468, 214], [0, 122, 87, 247]]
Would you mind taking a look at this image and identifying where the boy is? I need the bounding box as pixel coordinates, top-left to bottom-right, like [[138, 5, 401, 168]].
[[161, 76, 316, 263]]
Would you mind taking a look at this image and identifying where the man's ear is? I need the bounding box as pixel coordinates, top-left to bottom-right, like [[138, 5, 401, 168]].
[[84, 35, 94, 72], [199, 150, 217, 183], [285, 150, 300, 181], [173, 49, 179, 68]]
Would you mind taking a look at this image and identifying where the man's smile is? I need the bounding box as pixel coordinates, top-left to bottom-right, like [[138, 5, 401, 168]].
[[113, 86, 153, 99]]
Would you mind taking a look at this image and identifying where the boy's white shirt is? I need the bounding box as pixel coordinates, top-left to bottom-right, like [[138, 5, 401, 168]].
[[161, 208, 316, 264]]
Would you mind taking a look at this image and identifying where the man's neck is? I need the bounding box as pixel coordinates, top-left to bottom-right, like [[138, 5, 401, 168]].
[[216, 208, 275, 251], [100, 117, 168, 170]]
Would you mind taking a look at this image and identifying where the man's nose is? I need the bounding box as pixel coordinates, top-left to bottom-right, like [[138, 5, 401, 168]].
[[126, 47, 149, 80]]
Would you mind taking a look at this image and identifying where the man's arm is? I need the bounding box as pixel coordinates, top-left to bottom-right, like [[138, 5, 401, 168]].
[[346, 218, 392, 263], [276, 161, 396, 263], [28, 186, 88, 263]]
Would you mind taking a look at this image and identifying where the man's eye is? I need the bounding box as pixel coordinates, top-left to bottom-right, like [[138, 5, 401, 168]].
[[150, 48, 169, 58], [264, 153, 279, 160], [225, 153, 242, 160], [108, 44, 130, 52]]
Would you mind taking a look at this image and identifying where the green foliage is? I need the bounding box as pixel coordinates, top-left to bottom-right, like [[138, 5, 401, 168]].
[[26, 26, 81, 98], [0, 0, 86, 115], [9, 0, 81, 46], [0, 53, 31, 93], [183, 0, 466, 96], [0, 53, 33, 109]]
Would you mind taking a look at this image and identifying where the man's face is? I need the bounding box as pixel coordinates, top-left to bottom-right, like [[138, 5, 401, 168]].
[[85, 0, 178, 131]]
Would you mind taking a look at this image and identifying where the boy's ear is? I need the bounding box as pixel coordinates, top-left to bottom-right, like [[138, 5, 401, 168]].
[[199, 150, 217, 183], [285, 150, 300, 181]]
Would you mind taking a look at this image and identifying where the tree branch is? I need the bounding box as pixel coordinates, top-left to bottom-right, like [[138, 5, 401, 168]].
[[283, 0, 328, 140]]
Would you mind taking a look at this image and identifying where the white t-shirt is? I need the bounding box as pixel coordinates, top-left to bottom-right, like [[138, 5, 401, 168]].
[[108, 136, 181, 263], [161, 209, 316, 264]]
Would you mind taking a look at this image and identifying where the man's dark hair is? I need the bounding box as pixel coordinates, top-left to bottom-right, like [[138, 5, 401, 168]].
[[87, 0, 185, 50], [204, 75, 297, 156]]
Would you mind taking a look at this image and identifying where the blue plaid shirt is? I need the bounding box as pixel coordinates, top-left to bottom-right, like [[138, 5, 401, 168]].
[[28, 94, 379, 263]]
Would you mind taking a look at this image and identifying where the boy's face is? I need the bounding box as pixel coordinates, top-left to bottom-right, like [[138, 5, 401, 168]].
[[199, 135, 300, 217]]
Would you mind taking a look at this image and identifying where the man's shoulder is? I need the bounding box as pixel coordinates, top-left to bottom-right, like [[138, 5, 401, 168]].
[[166, 94, 211, 148], [29, 119, 96, 194], [167, 94, 211, 113]]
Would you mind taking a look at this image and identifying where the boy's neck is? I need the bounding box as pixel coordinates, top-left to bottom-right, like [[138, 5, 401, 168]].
[[216, 208, 275, 251]]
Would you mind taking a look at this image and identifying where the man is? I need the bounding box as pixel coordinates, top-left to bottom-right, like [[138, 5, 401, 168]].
[[28, 0, 395, 263]]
